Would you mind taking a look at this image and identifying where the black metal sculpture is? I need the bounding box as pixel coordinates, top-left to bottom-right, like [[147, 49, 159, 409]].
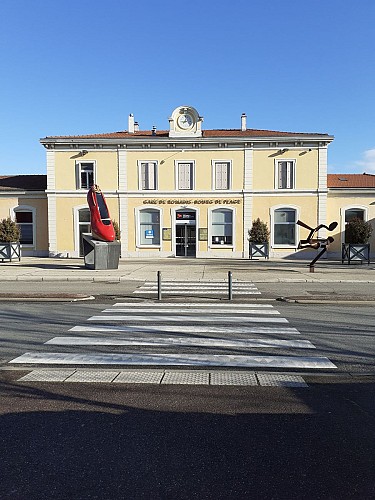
[[297, 220, 338, 271]]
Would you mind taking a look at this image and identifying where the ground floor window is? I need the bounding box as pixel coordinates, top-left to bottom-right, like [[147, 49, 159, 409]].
[[274, 208, 296, 245], [211, 208, 233, 245], [344, 208, 366, 244], [139, 209, 160, 245], [15, 210, 34, 245], [78, 208, 91, 256]]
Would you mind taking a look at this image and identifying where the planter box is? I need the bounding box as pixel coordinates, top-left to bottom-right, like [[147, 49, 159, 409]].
[[249, 242, 269, 260], [0, 242, 21, 262], [341, 243, 370, 265]]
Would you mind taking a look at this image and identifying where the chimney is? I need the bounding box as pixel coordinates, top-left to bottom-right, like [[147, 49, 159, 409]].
[[134, 121, 139, 132], [152, 125, 157, 136], [128, 113, 135, 133], [241, 113, 247, 131]]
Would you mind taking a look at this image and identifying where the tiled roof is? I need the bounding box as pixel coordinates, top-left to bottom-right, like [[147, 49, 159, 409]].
[[328, 173, 375, 188], [42, 128, 330, 140], [0, 175, 47, 191]]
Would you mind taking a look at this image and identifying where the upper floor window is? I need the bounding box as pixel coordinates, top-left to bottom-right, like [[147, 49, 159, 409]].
[[276, 160, 295, 189], [177, 162, 194, 190], [214, 161, 231, 190], [139, 162, 157, 190], [211, 208, 233, 245], [15, 210, 34, 245], [77, 161, 94, 189], [273, 207, 296, 245]]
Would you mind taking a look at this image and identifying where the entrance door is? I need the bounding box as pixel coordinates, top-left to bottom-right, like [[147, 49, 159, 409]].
[[176, 225, 196, 257]]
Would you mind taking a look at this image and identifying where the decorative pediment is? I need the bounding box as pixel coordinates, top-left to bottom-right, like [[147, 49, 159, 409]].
[[169, 105, 203, 138]]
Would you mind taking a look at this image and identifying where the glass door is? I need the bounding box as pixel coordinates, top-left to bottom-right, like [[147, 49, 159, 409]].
[[176, 225, 196, 257]]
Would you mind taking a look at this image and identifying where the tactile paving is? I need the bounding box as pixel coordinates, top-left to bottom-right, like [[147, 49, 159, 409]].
[[210, 371, 258, 386], [161, 371, 210, 385], [18, 369, 76, 382], [257, 373, 308, 387], [65, 370, 119, 383], [113, 371, 164, 384]]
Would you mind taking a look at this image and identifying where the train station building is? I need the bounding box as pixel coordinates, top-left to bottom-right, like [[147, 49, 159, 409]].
[[1, 105, 375, 260]]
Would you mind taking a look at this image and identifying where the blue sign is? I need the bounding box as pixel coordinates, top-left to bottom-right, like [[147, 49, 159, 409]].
[[145, 229, 154, 239]]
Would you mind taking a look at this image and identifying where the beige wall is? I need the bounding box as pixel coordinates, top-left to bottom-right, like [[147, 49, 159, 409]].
[[253, 149, 318, 190], [54, 151, 119, 191]]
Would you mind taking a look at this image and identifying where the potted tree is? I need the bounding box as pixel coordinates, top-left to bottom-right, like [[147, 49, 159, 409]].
[[248, 218, 270, 259], [0, 217, 21, 262], [342, 217, 372, 264]]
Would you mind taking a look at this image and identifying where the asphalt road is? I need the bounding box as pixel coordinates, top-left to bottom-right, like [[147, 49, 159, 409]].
[[1, 298, 374, 499]]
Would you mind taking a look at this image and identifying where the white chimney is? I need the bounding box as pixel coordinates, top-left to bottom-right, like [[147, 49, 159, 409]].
[[128, 113, 135, 133], [241, 113, 247, 131], [134, 121, 139, 132]]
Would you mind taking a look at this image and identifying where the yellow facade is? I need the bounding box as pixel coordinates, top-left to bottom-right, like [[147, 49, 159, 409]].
[[31, 105, 373, 260]]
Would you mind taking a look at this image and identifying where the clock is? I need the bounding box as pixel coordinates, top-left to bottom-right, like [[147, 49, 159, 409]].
[[177, 113, 194, 129]]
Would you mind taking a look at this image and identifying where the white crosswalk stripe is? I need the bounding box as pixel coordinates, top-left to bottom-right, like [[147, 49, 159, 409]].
[[134, 280, 261, 296], [10, 298, 337, 382]]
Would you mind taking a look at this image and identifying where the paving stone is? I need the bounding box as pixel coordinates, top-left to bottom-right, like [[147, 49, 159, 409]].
[[257, 373, 308, 387]]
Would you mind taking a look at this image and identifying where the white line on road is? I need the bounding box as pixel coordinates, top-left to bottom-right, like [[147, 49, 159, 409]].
[[70, 325, 300, 334], [113, 302, 273, 308], [100, 308, 280, 315], [87, 315, 288, 323], [45, 336, 315, 348]]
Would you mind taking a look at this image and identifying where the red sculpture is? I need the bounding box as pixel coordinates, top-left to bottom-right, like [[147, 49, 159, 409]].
[[87, 185, 115, 242]]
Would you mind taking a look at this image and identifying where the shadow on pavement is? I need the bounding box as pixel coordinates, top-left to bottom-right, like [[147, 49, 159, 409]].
[[0, 377, 374, 499]]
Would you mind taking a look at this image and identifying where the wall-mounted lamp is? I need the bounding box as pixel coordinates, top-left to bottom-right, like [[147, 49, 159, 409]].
[[299, 149, 313, 156], [278, 148, 289, 154], [160, 149, 185, 165], [81, 150, 88, 156]]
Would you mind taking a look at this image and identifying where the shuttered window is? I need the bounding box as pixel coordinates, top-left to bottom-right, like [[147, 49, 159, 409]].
[[277, 161, 295, 189], [178, 163, 193, 190], [215, 162, 230, 190], [140, 162, 157, 190]]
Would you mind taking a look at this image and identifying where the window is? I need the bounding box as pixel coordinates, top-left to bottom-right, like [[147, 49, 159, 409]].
[[15, 210, 34, 245], [345, 208, 364, 222], [276, 161, 295, 189], [139, 162, 157, 190], [274, 208, 296, 245], [211, 208, 233, 245], [139, 209, 160, 245], [77, 162, 94, 189], [177, 162, 194, 190], [78, 208, 91, 257], [214, 162, 230, 190]]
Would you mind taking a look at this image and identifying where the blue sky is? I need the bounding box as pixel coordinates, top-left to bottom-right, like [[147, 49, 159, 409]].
[[1, 0, 374, 175]]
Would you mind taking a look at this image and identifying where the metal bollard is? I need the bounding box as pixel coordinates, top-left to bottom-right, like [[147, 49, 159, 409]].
[[228, 271, 233, 300], [157, 271, 162, 300]]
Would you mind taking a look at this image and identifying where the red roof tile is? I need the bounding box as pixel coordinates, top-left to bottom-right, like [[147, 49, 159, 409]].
[[328, 173, 375, 188], [42, 128, 330, 140]]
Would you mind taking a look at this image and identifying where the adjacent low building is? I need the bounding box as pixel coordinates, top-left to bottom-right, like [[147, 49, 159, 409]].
[[1, 105, 374, 259]]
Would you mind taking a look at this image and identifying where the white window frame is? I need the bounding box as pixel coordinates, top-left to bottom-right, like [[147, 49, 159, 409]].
[[270, 205, 299, 248], [274, 159, 296, 190], [73, 205, 91, 257], [12, 205, 36, 248], [340, 205, 369, 245], [136, 206, 162, 248], [208, 207, 235, 248], [212, 160, 232, 190], [175, 161, 195, 190], [138, 161, 158, 190], [76, 160, 96, 190]]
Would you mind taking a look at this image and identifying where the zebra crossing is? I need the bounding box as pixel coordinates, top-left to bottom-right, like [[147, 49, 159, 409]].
[[10, 292, 337, 385], [133, 280, 261, 296]]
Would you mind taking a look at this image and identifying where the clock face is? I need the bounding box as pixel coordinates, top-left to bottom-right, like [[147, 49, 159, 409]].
[[177, 113, 194, 129]]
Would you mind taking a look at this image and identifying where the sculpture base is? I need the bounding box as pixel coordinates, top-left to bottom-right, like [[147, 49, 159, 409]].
[[82, 234, 120, 270]]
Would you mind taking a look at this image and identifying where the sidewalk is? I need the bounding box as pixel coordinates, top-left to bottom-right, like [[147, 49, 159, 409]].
[[0, 256, 374, 283]]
